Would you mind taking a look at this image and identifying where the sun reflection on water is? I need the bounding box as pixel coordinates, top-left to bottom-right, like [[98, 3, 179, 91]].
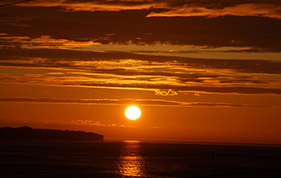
[[118, 141, 145, 177]]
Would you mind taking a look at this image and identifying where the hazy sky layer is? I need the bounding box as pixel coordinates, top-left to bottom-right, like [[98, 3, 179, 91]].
[[0, 0, 281, 143]]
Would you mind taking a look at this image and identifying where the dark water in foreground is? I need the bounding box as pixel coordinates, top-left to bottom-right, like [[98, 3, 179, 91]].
[[1, 141, 281, 177]]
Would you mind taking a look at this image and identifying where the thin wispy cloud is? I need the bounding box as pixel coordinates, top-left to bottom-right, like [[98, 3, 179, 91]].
[[155, 89, 178, 96], [71, 120, 164, 129], [0, 34, 100, 49], [0, 97, 271, 108], [147, 3, 281, 19], [71, 120, 138, 128]]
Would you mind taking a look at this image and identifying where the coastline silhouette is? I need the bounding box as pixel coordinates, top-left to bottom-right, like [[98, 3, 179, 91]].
[[0, 126, 103, 141]]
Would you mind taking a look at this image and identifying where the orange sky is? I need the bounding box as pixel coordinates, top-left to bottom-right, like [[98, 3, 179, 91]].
[[0, 0, 281, 144]]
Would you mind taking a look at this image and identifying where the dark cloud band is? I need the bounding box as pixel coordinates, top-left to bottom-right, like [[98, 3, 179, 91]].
[[0, 97, 271, 108]]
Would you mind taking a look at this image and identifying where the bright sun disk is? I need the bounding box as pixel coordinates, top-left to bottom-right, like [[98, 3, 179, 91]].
[[125, 105, 141, 120]]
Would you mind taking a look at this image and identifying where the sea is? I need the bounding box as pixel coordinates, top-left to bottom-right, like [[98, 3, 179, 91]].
[[0, 140, 281, 177]]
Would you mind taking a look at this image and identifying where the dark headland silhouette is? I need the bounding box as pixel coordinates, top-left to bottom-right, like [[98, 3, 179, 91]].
[[0, 126, 103, 141]]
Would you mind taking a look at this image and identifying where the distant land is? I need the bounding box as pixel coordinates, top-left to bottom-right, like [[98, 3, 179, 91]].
[[0, 126, 103, 141]]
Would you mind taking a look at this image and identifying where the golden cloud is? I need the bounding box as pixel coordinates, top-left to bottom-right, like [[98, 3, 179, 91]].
[[0, 34, 100, 49], [13, 1, 281, 19], [147, 3, 281, 19]]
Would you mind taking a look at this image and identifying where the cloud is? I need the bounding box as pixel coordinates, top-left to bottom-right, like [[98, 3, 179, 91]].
[[155, 89, 178, 96], [0, 48, 280, 95], [147, 3, 281, 19], [1, 3, 281, 51], [0, 97, 271, 108], [1, 48, 280, 75], [9, 0, 281, 20], [78, 83, 281, 95], [71, 120, 106, 127], [70, 119, 164, 129], [71, 120, 137, 128], [1, 73, 280, 95], [12, 0, 165, 11], [0, 34, 100, 49]]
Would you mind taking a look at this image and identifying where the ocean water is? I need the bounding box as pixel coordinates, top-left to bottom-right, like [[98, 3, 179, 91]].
[[0, 140, 281, 177]]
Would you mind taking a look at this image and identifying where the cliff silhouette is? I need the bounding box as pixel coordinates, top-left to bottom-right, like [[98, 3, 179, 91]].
[[0, 126, 103, 141]]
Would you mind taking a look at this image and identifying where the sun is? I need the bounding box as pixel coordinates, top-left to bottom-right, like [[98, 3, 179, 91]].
[[125, 105, 141, 120]]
